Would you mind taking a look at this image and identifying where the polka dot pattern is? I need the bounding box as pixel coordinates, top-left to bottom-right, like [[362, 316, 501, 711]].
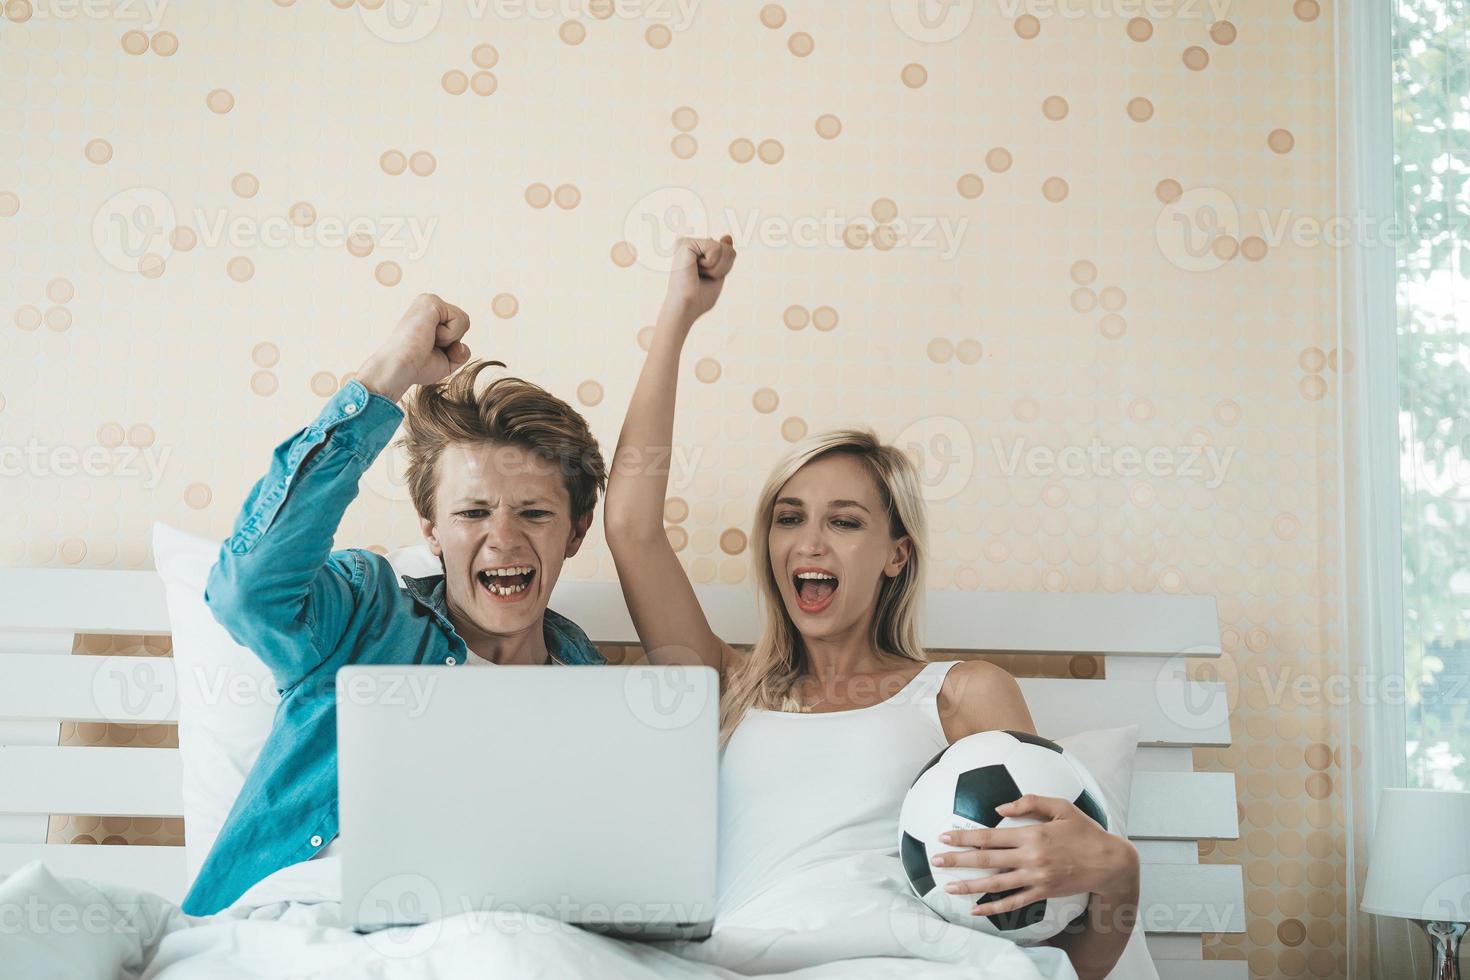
[[3, 13, 1360, 967]]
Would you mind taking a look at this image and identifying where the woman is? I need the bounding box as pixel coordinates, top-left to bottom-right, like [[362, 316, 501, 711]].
[[604, 236, 1140, 980]]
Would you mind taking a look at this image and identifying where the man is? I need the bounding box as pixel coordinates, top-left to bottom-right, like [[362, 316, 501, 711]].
[[182, 294, 608, 915]]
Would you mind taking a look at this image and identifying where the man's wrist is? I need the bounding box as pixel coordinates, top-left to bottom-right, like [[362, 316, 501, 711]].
[[355, 357, 410, 404]]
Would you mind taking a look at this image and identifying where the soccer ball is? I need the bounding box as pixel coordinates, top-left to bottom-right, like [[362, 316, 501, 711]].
[[898, 729, 1112, 945]]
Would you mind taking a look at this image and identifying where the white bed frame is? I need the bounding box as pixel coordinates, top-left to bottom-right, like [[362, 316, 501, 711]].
[[0, 567, 1245, 978]]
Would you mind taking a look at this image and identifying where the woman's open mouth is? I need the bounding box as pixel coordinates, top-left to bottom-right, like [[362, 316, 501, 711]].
[[793, 569, 839, 615], [476, 565, 536, 603]]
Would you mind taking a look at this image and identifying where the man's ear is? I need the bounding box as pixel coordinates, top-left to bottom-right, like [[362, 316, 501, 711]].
[[420, 514, 442, 558], [565, 510, 594, 558], [884, 536, 913, 578]]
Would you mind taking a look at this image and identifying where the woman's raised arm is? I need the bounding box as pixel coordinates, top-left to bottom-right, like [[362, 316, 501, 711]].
[[604, 236, 739, 675]]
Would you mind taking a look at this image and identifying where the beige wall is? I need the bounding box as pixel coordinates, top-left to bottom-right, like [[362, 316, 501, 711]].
[[2, 0, 1348, 975]]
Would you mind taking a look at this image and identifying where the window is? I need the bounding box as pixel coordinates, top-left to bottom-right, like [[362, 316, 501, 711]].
[[1394, 0, 1470, 788]]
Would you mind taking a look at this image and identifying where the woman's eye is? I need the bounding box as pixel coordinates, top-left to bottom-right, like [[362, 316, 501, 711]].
[[833, 519, 860, 529], [775, 514, 801, 526], [460, 509, 488, 519]]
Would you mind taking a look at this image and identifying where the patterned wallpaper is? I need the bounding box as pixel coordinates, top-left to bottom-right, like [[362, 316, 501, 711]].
[[3, 0, 1350, 976]]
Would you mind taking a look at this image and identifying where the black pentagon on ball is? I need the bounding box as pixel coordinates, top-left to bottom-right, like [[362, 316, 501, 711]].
[[901, 832, 936, 896], [977, 887, 1049, 931], [1005, 730, 1063, 754], [953, 764, 1022, 828], [1073, 787, 1108, 831]]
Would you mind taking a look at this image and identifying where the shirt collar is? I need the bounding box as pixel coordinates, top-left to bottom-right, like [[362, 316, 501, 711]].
[[399, 573, 606, 666]]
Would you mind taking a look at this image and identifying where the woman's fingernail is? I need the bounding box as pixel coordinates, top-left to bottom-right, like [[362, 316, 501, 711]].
[[931, 854, 948, 867], [938, 832, 953, 843], [943, 883, 961, 894]]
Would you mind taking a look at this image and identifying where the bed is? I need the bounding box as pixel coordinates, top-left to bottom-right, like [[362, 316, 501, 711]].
[[0, 562, 1245, 979]]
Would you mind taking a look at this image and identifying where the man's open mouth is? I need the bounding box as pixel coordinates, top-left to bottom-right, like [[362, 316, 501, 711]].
[[476, 565, 536, 599], [793, 569, 839, 613]]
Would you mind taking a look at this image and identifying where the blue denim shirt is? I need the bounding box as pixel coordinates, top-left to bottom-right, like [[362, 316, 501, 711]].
[[181, 380, 605, 917]]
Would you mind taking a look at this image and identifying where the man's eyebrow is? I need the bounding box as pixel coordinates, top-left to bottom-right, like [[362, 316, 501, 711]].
[[453, 497, 553, 507]]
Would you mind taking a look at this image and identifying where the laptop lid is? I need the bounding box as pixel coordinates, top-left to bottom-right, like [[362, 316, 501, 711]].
[[337, 664, 718, 939]]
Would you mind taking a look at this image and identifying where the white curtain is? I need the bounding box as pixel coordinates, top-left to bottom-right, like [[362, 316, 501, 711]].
[[1335, 1, 1436, 975]]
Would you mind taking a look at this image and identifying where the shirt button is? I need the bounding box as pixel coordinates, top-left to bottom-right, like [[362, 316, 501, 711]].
[[344, 402, 358, 414], [445, 656, 457, 665], [310, 834, 323, 847]]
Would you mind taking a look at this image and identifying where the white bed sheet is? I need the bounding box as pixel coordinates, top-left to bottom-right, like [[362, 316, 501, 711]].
[[2, 855, 1078, 980]]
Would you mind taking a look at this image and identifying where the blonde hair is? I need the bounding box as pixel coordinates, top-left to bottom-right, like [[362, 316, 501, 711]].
[[398, 360, 607, 524], [719, 429, 929, 742]]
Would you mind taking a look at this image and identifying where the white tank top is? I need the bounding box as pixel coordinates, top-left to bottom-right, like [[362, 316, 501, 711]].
[[715, 659, 959, 916]]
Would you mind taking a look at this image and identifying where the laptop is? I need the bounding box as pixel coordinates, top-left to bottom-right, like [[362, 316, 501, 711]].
[[336, 664, 719, 940]]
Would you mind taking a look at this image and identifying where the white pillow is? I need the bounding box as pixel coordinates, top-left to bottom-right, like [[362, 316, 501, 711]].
[[1055, 724, 1159, 980], [151, 522, 436, 883]]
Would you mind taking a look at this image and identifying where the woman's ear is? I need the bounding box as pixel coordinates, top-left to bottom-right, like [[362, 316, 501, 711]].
[[884, 536, 913, 578], [419, 514, 442, 558]]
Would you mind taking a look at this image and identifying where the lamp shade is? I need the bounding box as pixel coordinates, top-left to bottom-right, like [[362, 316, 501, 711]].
[[1361, 788, 1470, 922]]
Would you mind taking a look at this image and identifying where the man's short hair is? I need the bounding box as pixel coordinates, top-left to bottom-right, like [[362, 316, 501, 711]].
[[397, 359, 607, 524]]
